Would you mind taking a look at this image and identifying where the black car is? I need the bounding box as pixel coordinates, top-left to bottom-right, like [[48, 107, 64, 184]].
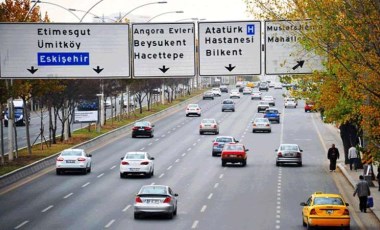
[[220, 85, 228, 93], [259, 82, 269, 91], [132, 121, 154, 138]]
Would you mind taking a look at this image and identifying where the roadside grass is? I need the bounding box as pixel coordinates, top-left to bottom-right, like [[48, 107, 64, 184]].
[[0, 90, 204, 176]]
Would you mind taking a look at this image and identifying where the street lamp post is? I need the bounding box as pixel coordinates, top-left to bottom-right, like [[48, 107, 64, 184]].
[[80, 0, 105, 22], [176, 18, 206, 22], [147, 11, 184, 22], [30, 0, 81, 21], [117, 1, 167, 23]]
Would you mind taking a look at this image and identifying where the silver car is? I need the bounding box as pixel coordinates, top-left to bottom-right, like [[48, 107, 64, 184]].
[[200, 118, 219, 135], [221, 99, 235, 112], [134, 185, 178, 219], [252, 117, 271, 133], [120, 152, 155, 178], [275, 144, 303, 166], [56, 149, 92, 175], [257, 101, 270, 113]]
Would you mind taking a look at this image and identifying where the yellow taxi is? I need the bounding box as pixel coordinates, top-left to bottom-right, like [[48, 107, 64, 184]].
[[300, 192, 350, 229], [246, 82, 255, 88]]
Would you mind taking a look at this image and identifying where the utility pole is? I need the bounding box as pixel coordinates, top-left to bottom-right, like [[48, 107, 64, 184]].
[[6, 79, 14, 161]]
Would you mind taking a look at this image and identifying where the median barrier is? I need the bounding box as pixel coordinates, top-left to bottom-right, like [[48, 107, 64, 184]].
[[0, 93, 202, 190]]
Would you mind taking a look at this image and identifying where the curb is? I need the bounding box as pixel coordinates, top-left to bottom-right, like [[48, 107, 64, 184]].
[[0, 93, 202, 189]]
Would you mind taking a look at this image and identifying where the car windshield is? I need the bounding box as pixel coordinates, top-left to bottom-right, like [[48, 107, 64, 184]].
[[188, 104, 198, 108], [280, 145, 299, 151], [255, 118, 268, 123], [135, 121, 149, 127], [125, 153, 145, 159], [140, 186, 167, 195], [266, 110, 278, 114], [223, 100, 233, 104], [202, 119, 215, 124], [224, 145, 244, 150], [259, 102, 269, 105], [61, 150, 82, 156], [216, 137, 233, 143], [313, 197, 344, 205]]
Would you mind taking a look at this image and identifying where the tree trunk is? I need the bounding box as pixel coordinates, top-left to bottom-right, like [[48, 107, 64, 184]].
[[23, 98, 32, 156], [339, 122, 360, 165]]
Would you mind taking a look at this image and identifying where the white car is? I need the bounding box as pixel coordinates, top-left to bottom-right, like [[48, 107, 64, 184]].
[[284, 98, 297, 108], [257, 101, 270, 113], [212, 88, 222, 96], [120, 152, 155, 178], [229, 89, 241, 99], [274, 83, 283, 89], [186, 104, 201, 117], [252, 117, 271, 133], [263, 95, 275, 106], [251, 90, 262, 100], [242, 87, 252, 95], [56, 149, 92, 175]]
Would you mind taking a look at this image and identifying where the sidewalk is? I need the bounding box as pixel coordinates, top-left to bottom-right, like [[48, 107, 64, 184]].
[[321, 120, 380, 222]]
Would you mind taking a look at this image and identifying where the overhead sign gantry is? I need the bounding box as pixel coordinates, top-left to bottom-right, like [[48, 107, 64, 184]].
[[265, 20, 326, 75], [132, 23, 196, 78], [0, 23, 130, 78], [198, 21, 262, 76]]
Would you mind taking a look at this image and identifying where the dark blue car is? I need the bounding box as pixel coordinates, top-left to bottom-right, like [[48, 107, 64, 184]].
[[264, 108, 281, 123]]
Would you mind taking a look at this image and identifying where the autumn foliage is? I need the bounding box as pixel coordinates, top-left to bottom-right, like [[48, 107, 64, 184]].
[[246, 0, 380, 160]]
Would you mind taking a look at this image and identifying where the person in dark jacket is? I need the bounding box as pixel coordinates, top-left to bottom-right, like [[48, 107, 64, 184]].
[[353, 175, 371, 212], [327, 144, 340, 172]]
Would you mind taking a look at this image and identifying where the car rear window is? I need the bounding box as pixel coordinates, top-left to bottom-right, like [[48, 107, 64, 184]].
[[125, 153, 145, 159], [280, 145, 298, 151], [135, 121, 149, 126], [140, 186, 166, 195], [223, 100, 233, 104], [224, 145, 243, 150], [202, 119, 215, 123], [61, 150, 82, 156], [255, 118, 268, 122], [216, 137, 233, 143], [266, 110, 278, 114], [314, 197, 344, 205]]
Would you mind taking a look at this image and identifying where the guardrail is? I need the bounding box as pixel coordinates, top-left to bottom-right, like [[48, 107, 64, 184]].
[[0, 93, 202, 190]]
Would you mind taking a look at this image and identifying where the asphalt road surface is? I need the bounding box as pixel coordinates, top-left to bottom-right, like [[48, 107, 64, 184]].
[[0, 87, 368, 229]]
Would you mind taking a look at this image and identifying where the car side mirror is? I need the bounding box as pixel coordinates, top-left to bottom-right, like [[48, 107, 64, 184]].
[[235, 140, 239, 143], [275, 149, 278, 152], [300, 150, 303, 152], [300, 202, 307, 206], [152, 124, 155, 127], [88, 154, 92, 157], [150, 157, 155, 160], [345, 203, 349, 206], [246, 149, 249, 152], [121, 157, 124, 160]]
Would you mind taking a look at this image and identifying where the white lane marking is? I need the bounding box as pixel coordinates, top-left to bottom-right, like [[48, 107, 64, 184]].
[[275, 225, 280, 229], [192, 220, 199, 229], [197, 139, 201, 142], [175, 159, 180, 163], [151, 182, 155, 185], [110, 165, 116, 170], [97, 173, 104, 178], [182, 153, 186, 157], [41, 205, 53, 213], [63, 193, 73, 199], [276, 215, 280, 218], [177, 125, 181, 128], [208, 193, 213, 199], [276, 220, 280, 223], [155, 138, 159, 142], [82, 182, 90, 188], [168, 131, 171, 134], [104, 219, 115, 228], [187, 148, 192, 151], [193, 143, 196, 146], [214, 183, 219, 188], [14, 220, 29, 229], [277, 206, 281, 209], [277, 210, 281, 214], [200, 205, 207, 212], [167, 166, 173, 170], [161, 134, 166, 138], [219, 174, 224, 179], [148, 143, 153, 146], [122, 205, 131, 212], [159, 173, 165, 178], [140, 147, 145, 150]]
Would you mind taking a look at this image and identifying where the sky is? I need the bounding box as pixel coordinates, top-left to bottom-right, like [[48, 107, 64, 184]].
[[22, 0, 252, 23]]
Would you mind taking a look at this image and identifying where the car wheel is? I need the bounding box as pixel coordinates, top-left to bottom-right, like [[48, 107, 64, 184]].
[[232, 109, 235, 112], [222, 160, 227, 167], [134, 213, 140, 219], [174, 207, 177, 216], [298, 162, 303, 167], [302, 215, 307, 227], [212, 152, 217, 157], [82, 168, 87, 175], [276, 162, 280, 166], [222, 109, 224, 112], [252, 130, 255, 133], [87, 166, 91, 173], [242, 159, 247, 166], [132, 134, 136, 138], [200, 131, 203, 135], [257, 110, 260, 113], [268, 130, 272, 133], [151, 169, 154, 177], [307, 222, 314, 230], [56, 169, 61, 175], [167, 211, 174, 219], [150, 134, 154, 138], [120, 172, 124, 178]]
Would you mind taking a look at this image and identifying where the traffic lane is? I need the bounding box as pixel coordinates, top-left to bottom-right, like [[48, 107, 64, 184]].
[[274, 102, 359, 229], [17, 93, 254, 229]]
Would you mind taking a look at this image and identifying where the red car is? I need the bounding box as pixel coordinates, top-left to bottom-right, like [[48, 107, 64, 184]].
[[221, 143, 249, 167], [304, 101, 315, 112]]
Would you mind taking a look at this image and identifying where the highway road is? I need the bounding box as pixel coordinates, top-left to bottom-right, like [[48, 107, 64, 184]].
[[0, 87, 364, 229]]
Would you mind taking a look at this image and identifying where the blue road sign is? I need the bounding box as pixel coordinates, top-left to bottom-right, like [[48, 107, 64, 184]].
[[38, 52, 90, 66], [247, 24, 255, 35]]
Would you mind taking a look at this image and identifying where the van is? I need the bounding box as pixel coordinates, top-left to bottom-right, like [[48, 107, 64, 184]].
[[4, 99, 28, 127]]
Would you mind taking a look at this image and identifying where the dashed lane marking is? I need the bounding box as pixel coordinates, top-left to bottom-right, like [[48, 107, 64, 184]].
[[191, 220, 199, 229], [63, 193, 73, 199], [182, 153, 186, 157], [167, 166, 173, 170], [208, 193, 213, 199], [175, 159, 180, 163], [14, 220, 29, 229], [82, 182, 90, 188], [122, 205, 131, 212], [219, 174, 224, 179], [148, 143, 153, 146], [155, 139, 160, 142], [214, 183, 219, 188], [104, 219, 115, 228], [200, 205, 207, 212], [41, 205, 53, 213], [97, 173, 104, 178], [159, 173, 165, 178], [140, 148, 145, 151], [187, 148, 192, 151], [110, 165, 116, 170]]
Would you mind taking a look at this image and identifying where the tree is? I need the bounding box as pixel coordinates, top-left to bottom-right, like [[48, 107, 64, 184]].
[[246, 0, 380, 161]]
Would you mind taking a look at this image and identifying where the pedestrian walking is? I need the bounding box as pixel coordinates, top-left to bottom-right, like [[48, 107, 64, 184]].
[[327, 144, 340, 172], [348, 145, 358, 171], [353, 175, 371, 212], [377, 167, 380, 192]]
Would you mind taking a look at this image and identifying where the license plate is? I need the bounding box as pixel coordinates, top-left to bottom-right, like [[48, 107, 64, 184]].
[[147, 199, 160, 204], [326, 210, 334, 214], [229, 155, 237, 157], [139, 128, 144, 131], [66, 160, 75, 163], [130, 168, 140, 171]]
